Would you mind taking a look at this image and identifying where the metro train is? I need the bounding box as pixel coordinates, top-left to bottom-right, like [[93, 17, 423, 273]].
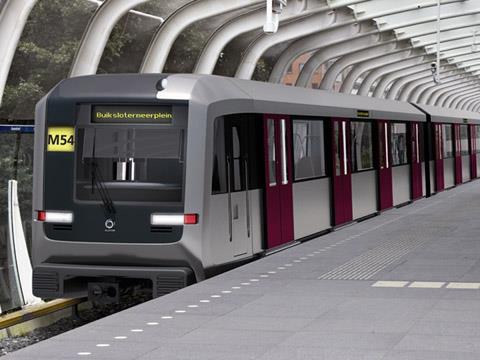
[[31, 74, 480, 301]]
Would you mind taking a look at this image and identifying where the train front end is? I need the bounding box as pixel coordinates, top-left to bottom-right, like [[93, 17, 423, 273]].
[[32, 74, 203, 301]]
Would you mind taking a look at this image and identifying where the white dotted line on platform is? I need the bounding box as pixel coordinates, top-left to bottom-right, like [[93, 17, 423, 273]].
[[76, 232, 362, 356]]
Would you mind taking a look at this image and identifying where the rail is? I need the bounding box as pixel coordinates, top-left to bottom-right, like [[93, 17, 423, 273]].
[[0, 298, 86, 330]]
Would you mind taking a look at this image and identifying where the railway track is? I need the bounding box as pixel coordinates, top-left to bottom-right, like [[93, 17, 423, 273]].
[[0, 288, 151, 356], [0, 298, 86, 331]]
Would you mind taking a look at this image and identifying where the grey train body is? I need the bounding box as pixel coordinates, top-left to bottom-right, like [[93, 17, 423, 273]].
[[31, 74, 480, 299]]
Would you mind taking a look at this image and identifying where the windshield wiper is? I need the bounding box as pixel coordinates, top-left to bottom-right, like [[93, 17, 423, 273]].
[[90, 159, 116, 217], [89, 130, 116, 217]]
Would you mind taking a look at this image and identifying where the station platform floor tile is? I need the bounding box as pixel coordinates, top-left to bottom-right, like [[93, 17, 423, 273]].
[[6, 180, 480, 359]]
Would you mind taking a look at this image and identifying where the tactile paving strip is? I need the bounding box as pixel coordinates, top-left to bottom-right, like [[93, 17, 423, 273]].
[[318, 225, 454, 280]]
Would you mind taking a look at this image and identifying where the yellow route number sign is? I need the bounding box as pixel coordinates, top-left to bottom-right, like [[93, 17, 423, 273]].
[[47, 127, 75, 152]]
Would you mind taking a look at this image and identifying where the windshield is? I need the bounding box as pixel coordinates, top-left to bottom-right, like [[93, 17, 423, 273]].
[[76, 127, 186, 203]]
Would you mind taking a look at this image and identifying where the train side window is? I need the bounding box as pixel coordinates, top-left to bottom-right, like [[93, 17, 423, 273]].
[[391, 123, 408, 166], [212, 117, 227, 194], [442, 124, 454, 158], [267, 119, 277, 186], [418, 124, 425, 162], [379, 123, 387, 168], [292, 119, 326, 180], [231, 126, 244, 191], [212, 115, 264, 194], [246, 116, 265, 190], [476, 125, 480, 153], [334, 122, 341, 176], [350, 121, 373, 172], [460, 125, 469, 155]]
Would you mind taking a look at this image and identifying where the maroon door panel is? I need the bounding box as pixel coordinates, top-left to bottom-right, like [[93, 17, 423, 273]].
[[410, 122, 423, 199], [332, 118, 353, 225], [263, 115, 294, 249], [453, 124, 462, 185], [470, 125, 477, 179], [378, 121, 393, 210], [434, 124, 445, 192]]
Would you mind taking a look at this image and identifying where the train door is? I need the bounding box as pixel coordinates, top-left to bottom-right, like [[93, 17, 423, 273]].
[[410, 122, 423, 199], [263, 114, 294, 249], [331, 118, 353, 225], [434, 123, 444, 191], [225, 117, 252, 257], [453, 124, 462, 185], [470, 124, 477, 179], [377, 120, 393, 210]]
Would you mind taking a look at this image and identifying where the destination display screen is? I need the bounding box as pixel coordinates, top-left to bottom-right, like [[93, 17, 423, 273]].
[[92, 105, 174, 124]]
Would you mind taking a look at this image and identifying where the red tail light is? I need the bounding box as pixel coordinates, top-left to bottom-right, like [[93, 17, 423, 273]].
[[37, 210, 46, 222], [184, 214, 198, 225]]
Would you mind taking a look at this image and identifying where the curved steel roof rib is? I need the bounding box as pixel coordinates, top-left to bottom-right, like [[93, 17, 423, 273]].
[[2, 0, 480, 110], [194, 0, 328, 75], [69, 0, 151, 78], [140, 0, 264, 74], [0, 0, 37, 105], [235, 9, 341, 79]]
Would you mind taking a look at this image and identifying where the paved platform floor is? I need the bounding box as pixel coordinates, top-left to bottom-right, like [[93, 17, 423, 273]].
[[7, 181, 480, 359]]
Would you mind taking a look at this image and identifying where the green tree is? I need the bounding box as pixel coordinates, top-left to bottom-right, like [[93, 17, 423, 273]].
[[0, 1, 97, 290], [0, 0, 97, 121]]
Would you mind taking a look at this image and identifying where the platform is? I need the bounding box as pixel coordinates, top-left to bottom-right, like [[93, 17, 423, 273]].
[[7, 181, 480, 360]]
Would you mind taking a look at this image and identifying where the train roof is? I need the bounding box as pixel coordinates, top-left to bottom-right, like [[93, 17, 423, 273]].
[[413, 103, 480, 125], [230, 77, 425, 122], [50, 74, 429, 123], [162, 74, 426, 122]]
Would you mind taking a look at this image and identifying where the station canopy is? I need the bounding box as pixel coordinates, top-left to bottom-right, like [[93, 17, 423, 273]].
[[1, 0, 480, 121]]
